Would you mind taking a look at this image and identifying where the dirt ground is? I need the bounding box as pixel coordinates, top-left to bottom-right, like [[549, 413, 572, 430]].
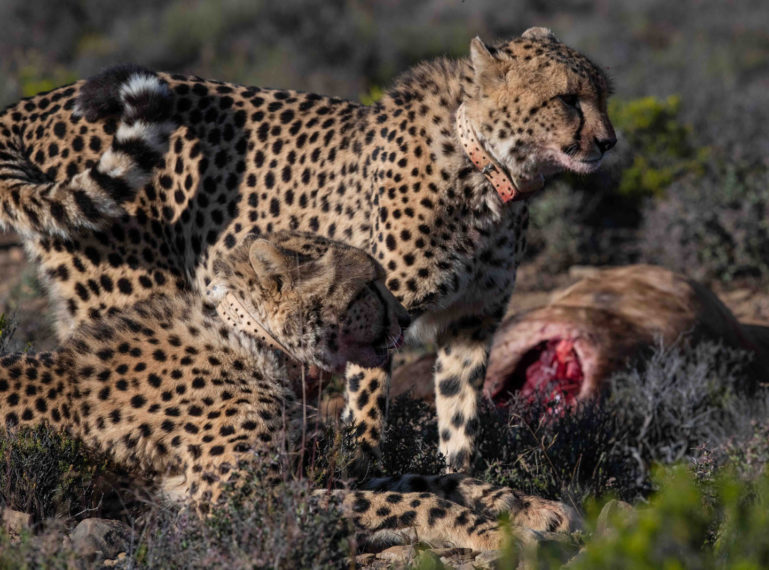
[[3, 229, 769, 354]]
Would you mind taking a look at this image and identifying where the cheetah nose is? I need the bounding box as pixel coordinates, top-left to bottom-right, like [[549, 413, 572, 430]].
[[596, 135, 616, 154]]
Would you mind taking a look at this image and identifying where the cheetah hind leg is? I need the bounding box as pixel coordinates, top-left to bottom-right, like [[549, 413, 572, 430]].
[[363, 473, 581, 533], [315, 488, 502, 551]]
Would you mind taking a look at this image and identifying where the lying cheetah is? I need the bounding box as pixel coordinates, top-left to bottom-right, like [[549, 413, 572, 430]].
[[0, 27, 616, 469], [0, 230, 577, 549]]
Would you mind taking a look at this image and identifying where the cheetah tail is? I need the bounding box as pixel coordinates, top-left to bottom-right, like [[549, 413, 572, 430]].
[[0, 66, 174, 239]]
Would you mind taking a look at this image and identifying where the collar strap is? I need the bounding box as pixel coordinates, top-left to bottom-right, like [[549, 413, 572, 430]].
[[455, 102, 521, 203], [216, 292, 297, 359]]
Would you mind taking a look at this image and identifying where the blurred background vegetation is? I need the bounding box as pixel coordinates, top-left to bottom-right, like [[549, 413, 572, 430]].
[[1, 0, 768, 284]]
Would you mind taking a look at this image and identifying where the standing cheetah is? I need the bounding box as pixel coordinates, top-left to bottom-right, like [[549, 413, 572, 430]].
[[0, 27, 616, 470], [0, 230, 578, 549]]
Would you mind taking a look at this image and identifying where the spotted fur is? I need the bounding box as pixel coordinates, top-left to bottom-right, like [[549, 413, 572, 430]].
[[0, 28, 615, 469], [0, 232, 577, 549]]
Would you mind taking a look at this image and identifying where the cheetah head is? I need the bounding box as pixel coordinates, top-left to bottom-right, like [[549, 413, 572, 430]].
[[464, 27, 616, 194], [208, 232, 410, 373]]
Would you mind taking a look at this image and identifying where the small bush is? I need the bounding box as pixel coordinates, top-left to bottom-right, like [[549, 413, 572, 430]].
[[526, 182, 639, 272], [476, 397, 633, 503], [0, 425, 122, 524], [381, 395, 444, 476], [694, 419, 769, 486], [609, 339, 755, 465], [132, 456, 353, 569], [0, 313, 16, 353], [639, 166, 769, 282]]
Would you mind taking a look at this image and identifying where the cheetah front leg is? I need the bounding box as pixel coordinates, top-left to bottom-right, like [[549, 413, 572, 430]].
[[434, 316, 498, 472], [341, 362, 389, 472]]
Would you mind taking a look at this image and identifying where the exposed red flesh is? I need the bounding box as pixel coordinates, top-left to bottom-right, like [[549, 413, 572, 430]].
[[520, 338, 583, 408], [493, 338, 584, 412]]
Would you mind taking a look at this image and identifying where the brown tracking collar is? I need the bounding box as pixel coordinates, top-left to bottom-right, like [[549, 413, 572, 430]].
[[455, 102, 523, 203]]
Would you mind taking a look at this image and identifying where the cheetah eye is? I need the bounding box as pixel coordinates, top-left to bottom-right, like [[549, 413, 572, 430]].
[[558, 94, 581, 110]]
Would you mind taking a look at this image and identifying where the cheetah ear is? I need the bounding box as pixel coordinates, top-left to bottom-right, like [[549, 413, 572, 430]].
[[248, 239, 294, 295], [521, 27, 558, 42], [291, 248, 339, 297], [313, 247, 377, 293], [469, 37, 502, 84]]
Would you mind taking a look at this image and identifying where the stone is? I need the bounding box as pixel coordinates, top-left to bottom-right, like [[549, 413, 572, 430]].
[[595, 499, 635, 539], [355, 552, 376, 566], [1, 509, 31, 537], [69, 518, 133, 561], [474, 549, 502, 568], [434, 547, 475, 568], [376, 544, 416, 564]]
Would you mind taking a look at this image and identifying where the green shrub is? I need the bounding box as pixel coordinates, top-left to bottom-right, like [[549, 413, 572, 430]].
[[17, 61, 76, 98], [609, 95, 708, 199], [573, 466, 769, 570], [486, 465, 769, 569]]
